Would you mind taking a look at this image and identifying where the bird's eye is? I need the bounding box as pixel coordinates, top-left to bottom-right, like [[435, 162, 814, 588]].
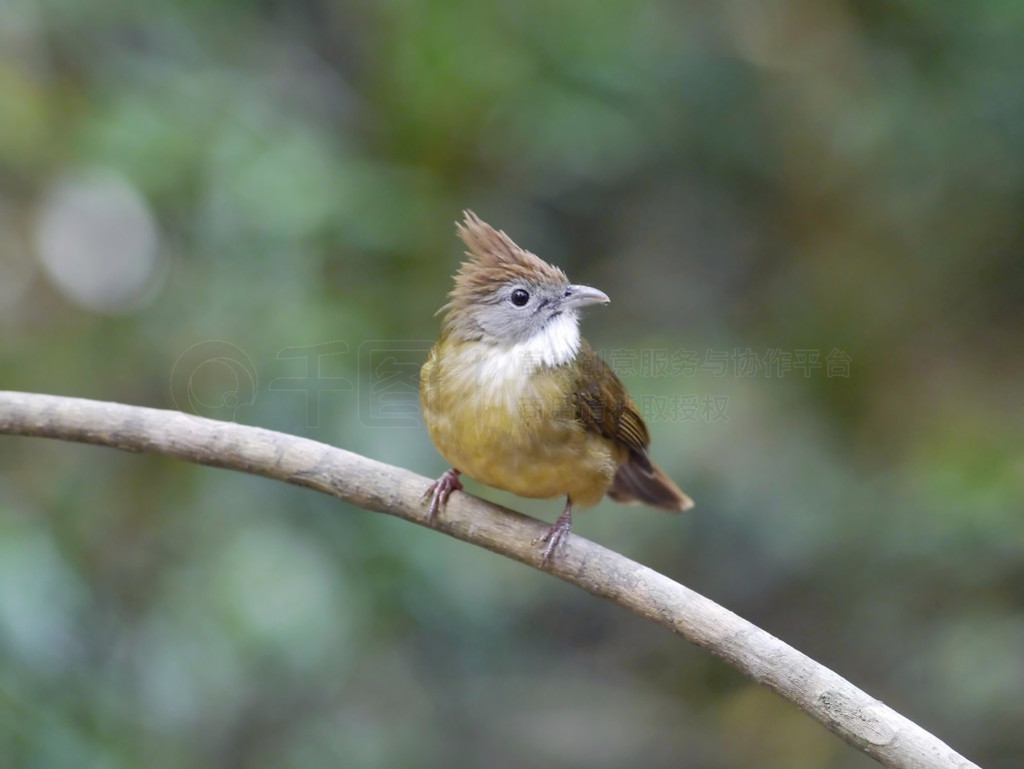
[[510, 288, 530, 307]]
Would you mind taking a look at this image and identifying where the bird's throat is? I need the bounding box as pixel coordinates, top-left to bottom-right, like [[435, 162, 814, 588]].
[[473, 312, 580, 389], [511, 311, 581, 370], [432, 313, 580, 408]]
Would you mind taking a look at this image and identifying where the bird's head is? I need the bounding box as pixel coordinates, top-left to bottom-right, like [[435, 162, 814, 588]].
[[439, 212, 609, 361]]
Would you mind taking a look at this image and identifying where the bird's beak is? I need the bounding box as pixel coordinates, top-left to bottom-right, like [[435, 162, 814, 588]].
[[562, 284, 610, 310]]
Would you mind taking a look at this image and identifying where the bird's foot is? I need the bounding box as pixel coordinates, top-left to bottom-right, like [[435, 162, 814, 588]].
[[535, 501, 573, 567], [423, 468, 462, 524]]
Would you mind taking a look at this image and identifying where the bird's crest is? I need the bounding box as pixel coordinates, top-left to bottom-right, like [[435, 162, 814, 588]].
[[440, 211, 568, 325]]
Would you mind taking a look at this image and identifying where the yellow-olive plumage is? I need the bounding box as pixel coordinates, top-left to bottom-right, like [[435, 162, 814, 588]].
[[420, 211, 692, 563], [422, 336, 625, 508]]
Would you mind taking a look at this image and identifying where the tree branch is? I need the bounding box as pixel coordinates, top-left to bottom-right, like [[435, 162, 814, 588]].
[[0, 391, 978, 769]]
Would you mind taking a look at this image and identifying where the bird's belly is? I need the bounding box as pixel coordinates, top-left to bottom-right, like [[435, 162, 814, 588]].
[[430, 407, 617, 507], [421, 352, 620, 508]]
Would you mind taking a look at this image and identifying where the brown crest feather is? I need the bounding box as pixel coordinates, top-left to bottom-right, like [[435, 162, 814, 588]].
[[441, 211, 568, 328]]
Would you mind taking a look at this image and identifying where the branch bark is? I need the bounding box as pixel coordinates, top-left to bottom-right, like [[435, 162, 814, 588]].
[[0, 391, 979, 769]]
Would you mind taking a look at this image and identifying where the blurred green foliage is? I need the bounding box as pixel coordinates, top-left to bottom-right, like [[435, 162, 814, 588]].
[[2, 0, 1022, 767]]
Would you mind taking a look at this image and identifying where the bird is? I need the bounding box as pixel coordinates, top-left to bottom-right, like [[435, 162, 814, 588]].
[[419, 211, 693, 565]]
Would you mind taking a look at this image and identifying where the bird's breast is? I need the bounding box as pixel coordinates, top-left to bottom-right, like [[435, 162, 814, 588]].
[[420, 339, 620, 507]]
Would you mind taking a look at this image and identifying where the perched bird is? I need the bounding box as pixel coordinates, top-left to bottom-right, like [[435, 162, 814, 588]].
[[420, 211, 693, 564]]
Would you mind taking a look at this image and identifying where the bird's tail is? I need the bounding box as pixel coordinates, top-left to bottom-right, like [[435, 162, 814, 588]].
[[607, 455, 694, 512]]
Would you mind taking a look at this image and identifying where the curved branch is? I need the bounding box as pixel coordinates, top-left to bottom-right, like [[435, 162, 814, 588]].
[[0, 391, 978, 769]]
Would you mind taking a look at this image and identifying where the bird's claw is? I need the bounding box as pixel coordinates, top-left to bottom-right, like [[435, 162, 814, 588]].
[[535, 525, 570, 568], [534, 503, 573, 568], [423, 468, 462, 524]]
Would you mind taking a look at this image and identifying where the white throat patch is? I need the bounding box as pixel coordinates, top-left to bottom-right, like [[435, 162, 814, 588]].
[[441, 313, 582, 409], [519, 312, 580, 369], [462, 312, 580, 395]]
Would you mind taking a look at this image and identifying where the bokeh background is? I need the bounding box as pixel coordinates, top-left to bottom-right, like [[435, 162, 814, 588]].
[[2, 1, 1022, 767]]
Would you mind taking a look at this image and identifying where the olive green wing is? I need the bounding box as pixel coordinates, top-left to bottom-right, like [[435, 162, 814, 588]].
[[573, 343, 693, 512], [573, 343, 652, 468]]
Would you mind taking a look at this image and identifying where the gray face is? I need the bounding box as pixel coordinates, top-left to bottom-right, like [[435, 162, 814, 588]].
[[465, 280, 611, 345]]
